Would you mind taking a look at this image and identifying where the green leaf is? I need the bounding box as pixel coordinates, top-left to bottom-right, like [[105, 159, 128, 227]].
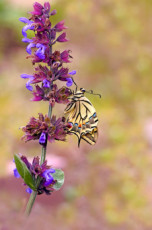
[[14, 154, 36, 191], [53, 169, 64, 191], [23, 166, 36, 191], [14, 154, 24, 178]]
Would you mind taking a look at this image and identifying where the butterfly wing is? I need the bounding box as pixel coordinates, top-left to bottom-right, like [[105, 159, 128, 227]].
[[64, 95, 98, 146], [81, 127, 98, 145]]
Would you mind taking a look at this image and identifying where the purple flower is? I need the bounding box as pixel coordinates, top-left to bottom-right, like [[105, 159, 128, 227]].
[[43, 79, 50, 88], [27, 43, 36, 55], [19, 17, 32, 24], [26, 187, 33, 194], [57, 68, 69, 82], [21, 74, 34, 91], [35, 44, 46, 59], [30, 2, 43, 16], [19, 17, 34, 37], [61, 50, 71, 63], [42, 168, 55, 186], [66, 70, 76, 87], [14, 154, 58, 195], [32, 85, 44, 101], [56, 32, 69, 42], [50, 9, 57, 16], [22, 37, 35, 54], [13, 168, 20, 178], [66, 78, 73, 87], [26, 82, 33, 91], [22, 37, 46, 59], [22, 114, 68, 143], [54, 20, 68, 32], [39, 132, 46, 145], [69, 70, 76, 75], [22, 38, 33, 43], [44, 2, 51, 14], [20, 73, 34, 79]]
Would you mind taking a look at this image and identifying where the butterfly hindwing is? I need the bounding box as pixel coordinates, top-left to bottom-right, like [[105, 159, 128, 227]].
[[64, 89, 98, 146], [81, 127, 98, 145]]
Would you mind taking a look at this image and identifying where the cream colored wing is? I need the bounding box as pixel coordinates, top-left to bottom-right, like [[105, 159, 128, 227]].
[[64, 96, 98, 146]]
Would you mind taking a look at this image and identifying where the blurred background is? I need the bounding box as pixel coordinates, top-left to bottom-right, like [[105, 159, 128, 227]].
[[0, 0, 152, 229]]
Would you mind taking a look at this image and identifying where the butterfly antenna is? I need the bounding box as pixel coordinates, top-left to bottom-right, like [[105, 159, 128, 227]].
[[86, 90, 101, 98], [71, 77, 78, 92]]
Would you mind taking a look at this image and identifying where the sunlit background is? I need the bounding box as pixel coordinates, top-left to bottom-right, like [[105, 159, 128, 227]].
[[0, 0, 152, 229]]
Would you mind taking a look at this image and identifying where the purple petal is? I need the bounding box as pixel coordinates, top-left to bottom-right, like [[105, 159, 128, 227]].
[[21, 74, 34, 91], [22, 24, 34, 37], [20, 74, 33, 79], [69, 70, 76, 75], [42, 169, 55, 178], [35, 51, 45, 59], [35, 44, 46, 59], [50, 9, 57, 16], [13, 168, 20, 178], [56, 32, 69, 42], [61, 50, 70, 62], [36, 43, 46, 50], [42, 168, 56, 186], [32, 95, 43, 101], [22, 38, 33, 43], [44, 2, 51, 13], [32, 2, 43, 15], [44, 177, 54, 186], [26, 81, 33, 91], [36, 43, 45, 50], [43, 79, 50, 88], [35, 49, 45, 59], [26, 187, 33, 194], [48, 168, 56, 173], [66, 78, 73, 87], [19, 17, 32, 24], [30, 2, 43, 16], [26, 43, 36, 55], [39, 132, 46, 144], [55, 20, 68, 32]]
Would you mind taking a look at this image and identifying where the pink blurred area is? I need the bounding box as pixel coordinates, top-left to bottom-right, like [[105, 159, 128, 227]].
[[7, 154, 67, 176]]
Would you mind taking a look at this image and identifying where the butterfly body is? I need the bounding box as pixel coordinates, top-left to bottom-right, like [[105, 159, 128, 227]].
[[64, 88, 98, 146]]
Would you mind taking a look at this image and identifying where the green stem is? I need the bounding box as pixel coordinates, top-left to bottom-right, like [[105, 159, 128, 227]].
[[25, 191, 37, 216], [40, 145, 47, 165], [24, 104, 52, 216], [48, 104, 52, 118]]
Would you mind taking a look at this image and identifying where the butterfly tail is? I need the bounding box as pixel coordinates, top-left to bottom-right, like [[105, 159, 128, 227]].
[[78, 138, 81, 147]]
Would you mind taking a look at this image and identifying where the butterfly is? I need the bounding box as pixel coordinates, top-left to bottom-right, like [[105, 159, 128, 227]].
[[64, 88, 99, 147]]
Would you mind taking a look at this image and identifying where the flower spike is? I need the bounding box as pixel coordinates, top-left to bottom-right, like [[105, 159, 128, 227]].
[[16, 1, 78, 216]]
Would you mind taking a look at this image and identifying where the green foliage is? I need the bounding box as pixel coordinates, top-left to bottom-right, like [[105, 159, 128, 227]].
[[53, 169, 64, 191], [14, 154, 36, 191]]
